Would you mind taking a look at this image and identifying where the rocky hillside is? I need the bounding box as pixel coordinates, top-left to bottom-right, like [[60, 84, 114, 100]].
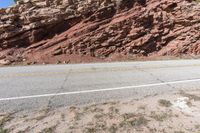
[[0, 0, 200, 65]]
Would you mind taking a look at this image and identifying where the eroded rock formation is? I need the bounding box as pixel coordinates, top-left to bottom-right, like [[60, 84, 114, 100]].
[[0, 0, 200, 65]]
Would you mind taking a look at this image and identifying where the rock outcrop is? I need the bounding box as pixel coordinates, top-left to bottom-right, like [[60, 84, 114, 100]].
[[0, 0, 200, 65]]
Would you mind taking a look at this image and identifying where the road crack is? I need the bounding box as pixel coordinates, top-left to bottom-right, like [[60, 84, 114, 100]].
[[46, 69, 72, 109]]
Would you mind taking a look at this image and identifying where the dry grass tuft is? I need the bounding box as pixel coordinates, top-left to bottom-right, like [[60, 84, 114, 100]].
[[40, 126, 56, 133], [150, 111, 172, 122], [158, 99, 172, 107]]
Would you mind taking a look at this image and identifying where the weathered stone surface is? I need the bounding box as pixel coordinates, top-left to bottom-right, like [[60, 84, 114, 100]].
[[0, 59, 11, 65], [0, 0, 199, 65]]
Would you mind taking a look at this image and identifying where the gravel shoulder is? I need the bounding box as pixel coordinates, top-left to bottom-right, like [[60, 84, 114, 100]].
[[1, 90, 200, 133]]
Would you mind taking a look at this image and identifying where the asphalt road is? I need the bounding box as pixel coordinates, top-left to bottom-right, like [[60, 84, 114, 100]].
[[0, 59, 200, 113]]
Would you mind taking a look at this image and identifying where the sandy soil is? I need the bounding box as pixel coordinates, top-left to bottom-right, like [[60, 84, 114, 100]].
[[1, 90, 200, 133]]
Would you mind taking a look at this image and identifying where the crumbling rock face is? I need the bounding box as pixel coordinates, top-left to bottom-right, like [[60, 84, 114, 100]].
[[0, 0, 200, 65]]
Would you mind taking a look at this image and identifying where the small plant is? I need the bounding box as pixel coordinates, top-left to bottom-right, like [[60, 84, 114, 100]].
[[84, 127, 96, 133], [186, 100, 193, 107], [158, 99, 172, 107], [122, 113, 135, 120], [109, 124, 117, 133], [174, 131, 185, 133], [195, 124, 200, 129], [109, 106, 119, 113], [150, 111, 171, 122], [128, 116, 148, 127], [121, 113, 148, 128], [0, 115, 11, 127], [0, 128, 8, 133], [61, 113, 65, 121], [94, 113, 104, 119], [0, 114, 12, 133], [40, 126, 56, 133]]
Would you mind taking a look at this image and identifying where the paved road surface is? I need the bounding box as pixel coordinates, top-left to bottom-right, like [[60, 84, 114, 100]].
[[0, 59, 200, 113]]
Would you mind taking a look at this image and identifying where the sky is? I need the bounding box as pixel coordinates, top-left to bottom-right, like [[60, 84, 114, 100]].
[[0, 0, 15, 8]]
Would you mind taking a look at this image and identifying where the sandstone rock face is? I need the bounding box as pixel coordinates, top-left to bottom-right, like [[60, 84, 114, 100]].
[[0, 0, 200, 64]]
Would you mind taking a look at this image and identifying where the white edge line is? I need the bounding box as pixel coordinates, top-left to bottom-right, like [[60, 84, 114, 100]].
[[0, 78, 200, 102]]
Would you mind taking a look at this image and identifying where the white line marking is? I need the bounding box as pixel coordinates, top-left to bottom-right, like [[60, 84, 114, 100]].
[[0, 78, 200, 102]]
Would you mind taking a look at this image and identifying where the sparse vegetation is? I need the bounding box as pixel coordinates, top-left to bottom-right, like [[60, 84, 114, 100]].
[[0, 115, 10, 133], [174, 131, 185, 133], [121, 113, 149, 128], [129, 116, 148, 127], [150, 111, 172, 122], [84, 127, 96, 133], [195, 124, 200, 129], [0, 128, 8, 133], [74, 112, 84, 121], [0, 115, 11, 127], [61, 113, 65, 121], [1, 92, 200, 133], [94, 113, 104, 119], [40, 126, 55, 133], [109, 106, 119, 113], [109, 124, 118, 133], [186, 100, 193, 107], [158, 99, 172, 107], [122, 113, 136, 120]]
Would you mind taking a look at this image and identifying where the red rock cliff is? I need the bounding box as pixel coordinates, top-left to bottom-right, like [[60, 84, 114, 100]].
[[0, 0, 200, 65]]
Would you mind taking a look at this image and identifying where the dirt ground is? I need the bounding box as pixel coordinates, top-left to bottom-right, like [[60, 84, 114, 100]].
[[1, 90, 200, 133]]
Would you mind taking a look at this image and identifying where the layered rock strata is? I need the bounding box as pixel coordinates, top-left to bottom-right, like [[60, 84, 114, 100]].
[[0, 0, 199, 65]]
